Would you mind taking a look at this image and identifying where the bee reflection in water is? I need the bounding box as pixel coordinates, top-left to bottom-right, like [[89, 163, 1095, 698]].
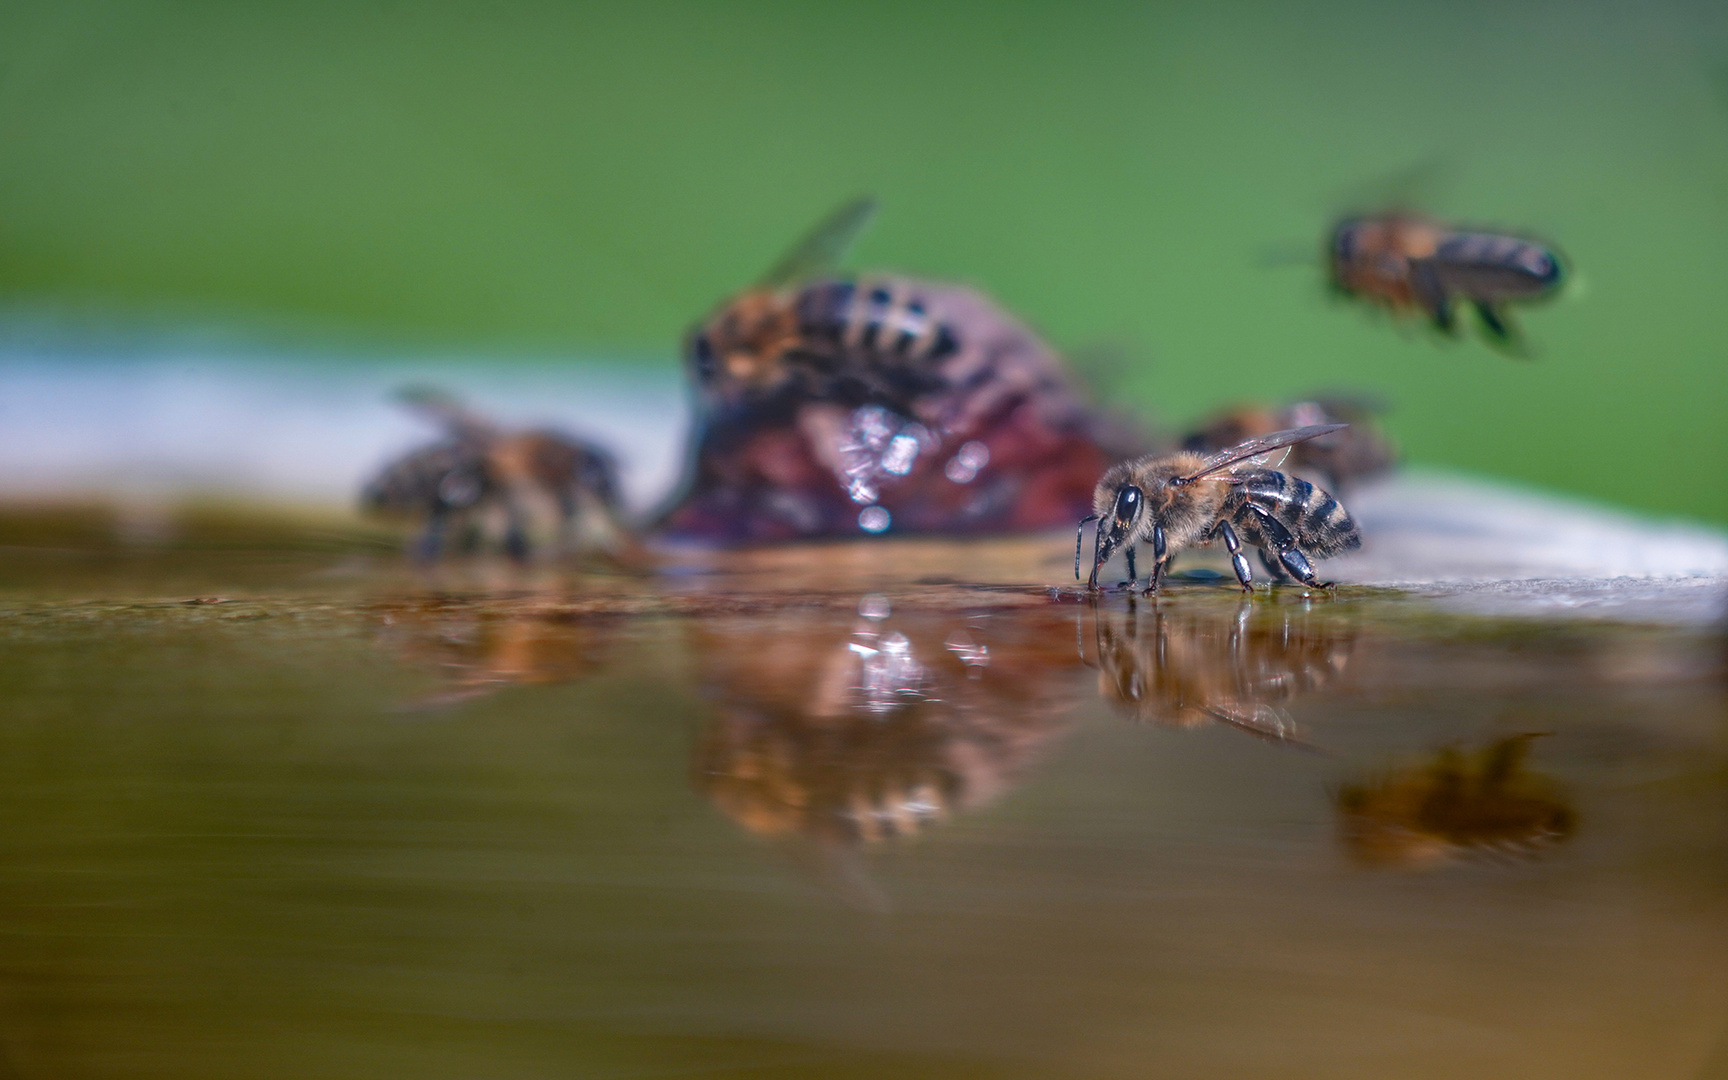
[[377, 603, 607, 709], [1080, 597, 1357, 747], [1336, 734, 1576, 868], [693, 600, 1081, 849]]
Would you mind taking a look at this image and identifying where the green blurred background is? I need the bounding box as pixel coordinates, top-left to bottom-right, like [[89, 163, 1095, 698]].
[[1, 0, 1724, 521]]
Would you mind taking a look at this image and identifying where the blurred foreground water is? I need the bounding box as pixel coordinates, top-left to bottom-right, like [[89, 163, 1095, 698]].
[[0, 532, 1725, 1079]]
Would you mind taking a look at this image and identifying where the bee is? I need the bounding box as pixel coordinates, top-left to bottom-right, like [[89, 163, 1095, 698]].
[[1078, 424, 1362, 593], [1329, 212, 1564, 350], [1180, 397, 1395, 494], [1336, 734, 1576, 868], [1082, 598, 1356, 746], [659, 198, 1140, 542], [361, 387, 631, 562]]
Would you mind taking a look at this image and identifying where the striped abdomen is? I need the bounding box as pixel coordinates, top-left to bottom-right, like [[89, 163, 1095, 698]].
[[1231, 470, 1361, 557], [1427, 232, 1563, 300], [794, 278, 961, 366]]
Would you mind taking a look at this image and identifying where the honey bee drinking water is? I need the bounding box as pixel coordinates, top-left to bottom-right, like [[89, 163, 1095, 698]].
[[361, 388, 630, 562], [1079, 425, 1362, 593], [659, 198, 1138, 542], [1329, 212, 1564, 350]]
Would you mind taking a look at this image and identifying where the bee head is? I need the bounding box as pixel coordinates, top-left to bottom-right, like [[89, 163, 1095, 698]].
[[688, 292, 807, 411], [1088, 483, 1144, 588]]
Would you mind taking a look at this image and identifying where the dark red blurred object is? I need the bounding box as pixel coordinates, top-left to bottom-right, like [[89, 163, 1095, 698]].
[[657, 278, 1140, 543]]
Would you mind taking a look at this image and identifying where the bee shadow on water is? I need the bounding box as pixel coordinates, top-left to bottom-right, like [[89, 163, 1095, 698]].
[[1334, 733, 1576, 869]]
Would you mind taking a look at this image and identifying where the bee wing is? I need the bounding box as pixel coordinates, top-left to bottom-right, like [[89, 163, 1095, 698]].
[[757, 196, 879, 288], [396, 384, 495, 439], [1330, 155, 1453, 216], [1183, 423, 1348, 482]]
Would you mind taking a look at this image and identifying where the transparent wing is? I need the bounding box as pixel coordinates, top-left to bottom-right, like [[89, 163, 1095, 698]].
[[395, 384, 494, 439], [1330, 155, 1453, 216], [757, 196, 879, 287], [1184, 423, 1348, 482]]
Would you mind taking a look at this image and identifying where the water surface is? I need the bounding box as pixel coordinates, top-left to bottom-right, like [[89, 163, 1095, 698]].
[[0, 541, 1723, 1078]]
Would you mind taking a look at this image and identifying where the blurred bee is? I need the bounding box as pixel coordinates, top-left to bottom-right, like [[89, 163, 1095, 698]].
[[1329, 212, 1564, 351], [1081, 598, 1356, 745], [659, 198, 1141, 542], [361, 387, 632, 562], [1336, 734, 1576, 868], [1078, 425, 1362, 593], [692, 600, 1080, 849], [1181, 397, 1395, 494]]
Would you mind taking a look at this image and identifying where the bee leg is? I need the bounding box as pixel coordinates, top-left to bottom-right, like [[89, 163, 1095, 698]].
[[1075, 514, 1099, 582], [1147, 524, 1169, 594], [1474, 301, 1511, 342], [553, 489, 579, 556], [1473, 302, 1533, 357], [1217, 521, 1254, 593], [414, 508, 448, 562], [1278, 547, 1325, 589], [503, 500, 531, 563], [1248, 506, 1332, 590], [1410, 259, 1454, 334], [1257, 548, 1290, 582]]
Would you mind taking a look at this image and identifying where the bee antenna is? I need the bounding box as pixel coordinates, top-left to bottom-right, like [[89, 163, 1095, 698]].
[[1075, 515, 1099, 581]]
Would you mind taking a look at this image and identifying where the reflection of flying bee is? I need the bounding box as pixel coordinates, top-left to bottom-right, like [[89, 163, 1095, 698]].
[[1082, 598, 1356, 745], [659, 198, 1140, 543], [1336, 735, 1576, 868], [376, 602, 607, 708], [361, 388, 631, 562], [1181, 398, 1395, 494], [1079, 425, 1362, 593], [1329, 212, 1564, 350], [692, 601, 1079, 847]]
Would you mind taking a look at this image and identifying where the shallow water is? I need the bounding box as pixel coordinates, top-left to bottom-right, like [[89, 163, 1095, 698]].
[[0, 540, 1724, 1079]]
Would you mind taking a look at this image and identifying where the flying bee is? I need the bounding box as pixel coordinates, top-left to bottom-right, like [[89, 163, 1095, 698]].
[[361, 387, 631, 562], [1181, 397, 1395, 494], [1329, 212, 1564, 350], [1078, 424, 1362, 593], [660, 198, 1140, 542]]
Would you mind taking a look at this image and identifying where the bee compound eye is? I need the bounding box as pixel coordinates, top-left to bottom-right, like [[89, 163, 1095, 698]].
[[1113, 484, 1144, 519]]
